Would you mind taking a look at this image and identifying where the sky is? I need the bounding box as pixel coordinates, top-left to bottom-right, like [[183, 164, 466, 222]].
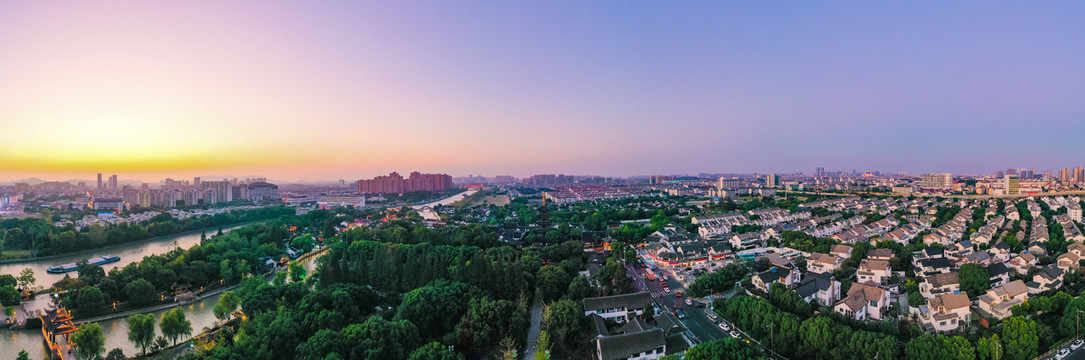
[[2, 1, 1085, 182]]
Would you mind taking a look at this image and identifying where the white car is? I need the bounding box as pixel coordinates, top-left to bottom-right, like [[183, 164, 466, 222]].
[[730, 330, 741, 338], [719, 322, 731, 331], [1073, 339, 1084, 350], [685, 298, 693, 306], [1056, 348, 1070, 359]]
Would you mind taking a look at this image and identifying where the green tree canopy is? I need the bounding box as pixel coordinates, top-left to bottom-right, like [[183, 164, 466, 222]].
[[958, 263, 990, 298], [161, 307, 193, 346], [125, 278, 156, 306], [127, 313, 156, 355], [71, 322, 106, 360]]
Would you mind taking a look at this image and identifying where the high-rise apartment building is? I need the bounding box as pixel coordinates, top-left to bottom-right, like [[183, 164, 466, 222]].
[[920, 173, 953, 189], [649, 176, 673, 184], [109, 174, 118, 191], [766, 174, 779, 187], [356, 172, 453, 194], [1005, 174, 1020, 195], [201, 180, 233, 204], [97, 173, 103, 191], [816, 167, 825, 177]]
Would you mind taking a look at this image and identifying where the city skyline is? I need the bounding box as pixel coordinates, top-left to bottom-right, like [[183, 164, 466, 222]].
[[4, 2, 1085, 181]]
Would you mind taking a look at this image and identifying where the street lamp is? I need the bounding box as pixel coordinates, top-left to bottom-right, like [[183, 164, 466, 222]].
[[1078, 310, 1084, 341], [766, 323, 774, 359], [995, 341, 1002, 360]]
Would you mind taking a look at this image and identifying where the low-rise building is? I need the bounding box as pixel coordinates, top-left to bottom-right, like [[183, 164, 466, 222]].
[[920, 293, 972, 333], [1027, 267, 1064, 294], [833, 282, 889, 321], [583, 293, 653, 324], [857, 259, 891, 285], [796, 272, 841, 307], [595, 328, 667, 360], [752, 266, 800, 292], [920, 272, 960, 298], [978, 280, 1029, 320], [807, 253, 844, 274]]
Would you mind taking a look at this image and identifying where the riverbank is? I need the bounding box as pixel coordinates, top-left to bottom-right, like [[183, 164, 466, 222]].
[[0, 220, 269, 266], [74, 284, 240, 324]]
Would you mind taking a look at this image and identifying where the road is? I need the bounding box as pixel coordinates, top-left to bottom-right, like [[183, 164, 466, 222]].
[[627, 264, 730, 345], [524, 288, 544, 360]]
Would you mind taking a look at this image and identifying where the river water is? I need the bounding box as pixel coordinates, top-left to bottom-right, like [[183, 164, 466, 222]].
[[0, 222, 265, 358], [412, 189, 478, 221], [0, 223, 258, 281]]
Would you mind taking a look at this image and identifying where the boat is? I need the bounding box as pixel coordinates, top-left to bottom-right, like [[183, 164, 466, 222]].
[[47, 254, 121, 274]]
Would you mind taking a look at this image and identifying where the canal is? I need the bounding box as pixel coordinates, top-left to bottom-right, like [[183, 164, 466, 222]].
[[0, 221, 272, 358], [1, 250, 325, 359], [0, 222, 261, 280]]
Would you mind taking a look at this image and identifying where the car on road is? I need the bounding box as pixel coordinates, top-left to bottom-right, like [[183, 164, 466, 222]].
[[1073, 339, 1084, 350], [676, 274, 684, 281], [674, 309, 688, 319], [675, 291, 683, 298], [707, 312, 718, 322], [730, 330, 741, 338], [1056, 347, 1070, 359], [719, 322, 730, 331], [685, 298, 693, 306], [663, 275, 669, 281], [664, 287, 670, 293]]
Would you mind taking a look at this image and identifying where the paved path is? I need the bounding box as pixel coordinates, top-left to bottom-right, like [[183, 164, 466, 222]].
[[75, 284, 238, 324], [524, 288, 544, 360]]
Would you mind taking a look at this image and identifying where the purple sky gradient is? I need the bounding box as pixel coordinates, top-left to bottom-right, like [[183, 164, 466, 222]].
[[2, 2, 1084, 181]]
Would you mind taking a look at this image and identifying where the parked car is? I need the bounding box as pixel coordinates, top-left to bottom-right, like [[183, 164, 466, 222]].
[[719, 322, 731, 331], [1056, 348, 1070, 359], [1073, 339, 1084, 350], [707, 312, 718, 322], [730, 330, 741, 338]]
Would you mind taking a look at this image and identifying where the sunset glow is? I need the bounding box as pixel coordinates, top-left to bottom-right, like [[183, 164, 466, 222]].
[[3, 1, 1085, 181]]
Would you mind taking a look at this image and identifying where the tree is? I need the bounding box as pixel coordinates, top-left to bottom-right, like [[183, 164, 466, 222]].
[[409, 342, 464, 360], [291, 235, 315, 253], [76, 286, 107, 312], [104, 348, 126, 360], [542, 299, 585, 346], [537, 265, 572, 302], [0, 274, 15, 288], [0, 285, 19, 306], [396, 281, 480, 341], [17, 268, 34, 291], [71, 322, 106, 360], [688, 263, 747, 297], [127, 313, 156, 355], [455, 297, 530, 353], [959, 263, 990, 297], [161, 307, 193, 346], [289, 262, 307, 282], [534, 330, 551, 359], [1002, 316, 1038, 360], [214, 291, 241, 322], [565, 275, 593, 301], [125, 278, 156, 306], [16, 350, 29, 360], [78, 264, 106, 286], [684, 337, 767, 360]]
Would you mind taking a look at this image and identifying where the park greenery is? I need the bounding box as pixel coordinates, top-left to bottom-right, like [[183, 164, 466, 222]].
[[170, 209, 607, 360]]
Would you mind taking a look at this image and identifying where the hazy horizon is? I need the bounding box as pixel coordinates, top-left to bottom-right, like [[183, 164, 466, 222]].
[[4, 2, 1085, 181]]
